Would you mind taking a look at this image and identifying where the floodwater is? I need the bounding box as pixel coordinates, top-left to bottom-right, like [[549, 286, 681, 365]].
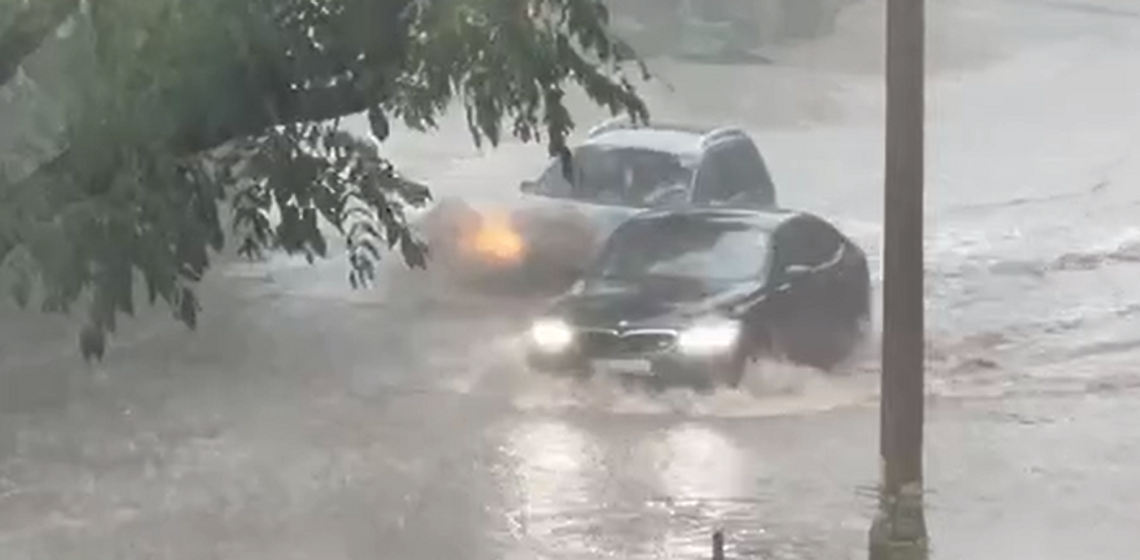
[[2, 0, 1140, 558]]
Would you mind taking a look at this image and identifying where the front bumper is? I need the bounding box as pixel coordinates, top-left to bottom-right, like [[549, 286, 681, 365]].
[[525, 341, 742, 385]]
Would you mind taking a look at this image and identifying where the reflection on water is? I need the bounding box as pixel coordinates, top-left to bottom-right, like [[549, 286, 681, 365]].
[[654, 423, 749, 500], [497, 418, 765, 559], [646, 423, 759, 558], [499, 419, 607, 559]]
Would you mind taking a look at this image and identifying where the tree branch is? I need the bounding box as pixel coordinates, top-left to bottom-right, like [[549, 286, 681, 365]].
[[0, 0, 81, 88], [5, 74, 391, 227], [178, 77, 389, 155]]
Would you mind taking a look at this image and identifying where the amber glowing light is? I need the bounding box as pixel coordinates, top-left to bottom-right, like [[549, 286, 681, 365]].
[[466, 213, 526, 265]]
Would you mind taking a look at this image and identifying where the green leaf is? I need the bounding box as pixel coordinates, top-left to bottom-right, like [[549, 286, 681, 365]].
[[2, 0, 652, 358]]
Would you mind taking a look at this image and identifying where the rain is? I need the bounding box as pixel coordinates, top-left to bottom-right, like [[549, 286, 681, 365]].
[[2, 0, 1139, 558]]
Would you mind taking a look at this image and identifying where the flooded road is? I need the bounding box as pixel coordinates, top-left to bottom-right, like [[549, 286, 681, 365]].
[[3, 0, 1140, 558]]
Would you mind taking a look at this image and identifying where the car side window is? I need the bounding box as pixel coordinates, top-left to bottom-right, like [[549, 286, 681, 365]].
[[692, 147, 735, 204], [694, 139, 776, 206], [773, 218, 843, 272], [723, 140, 776, 206]]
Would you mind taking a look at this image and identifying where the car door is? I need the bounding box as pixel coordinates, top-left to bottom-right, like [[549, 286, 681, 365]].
[[736, 232, 781, 354], [767, 217, 845, 344]]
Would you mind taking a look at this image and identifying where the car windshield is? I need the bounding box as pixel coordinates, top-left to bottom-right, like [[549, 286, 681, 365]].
[[590, 216, 771, 283], [540, 145, 693, 206]]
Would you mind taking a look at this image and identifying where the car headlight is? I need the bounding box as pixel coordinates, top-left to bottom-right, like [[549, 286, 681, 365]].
[[677, 320, 742, 355], [529, 318, 575, 352]]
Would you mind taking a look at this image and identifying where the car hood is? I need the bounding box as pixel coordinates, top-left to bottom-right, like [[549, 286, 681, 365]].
[[553, 277, 767, 327]]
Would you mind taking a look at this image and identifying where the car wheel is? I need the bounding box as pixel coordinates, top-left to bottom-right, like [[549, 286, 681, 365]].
[[774, 315, 841, 372], [816, 313, 869, 371], [692, 348, 749, 391], [722, 351, 748, 389]]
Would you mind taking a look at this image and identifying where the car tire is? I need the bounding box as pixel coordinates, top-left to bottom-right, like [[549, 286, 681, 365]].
[[774, 316, 837, 372], [818, 311, 870, 371], [831, 316, 868, 369], [722, 350, 749, 389], [691, 348, 749, 392]]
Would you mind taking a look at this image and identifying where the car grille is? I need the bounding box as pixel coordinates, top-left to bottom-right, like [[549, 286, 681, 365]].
[[578, 329, 677, 357]]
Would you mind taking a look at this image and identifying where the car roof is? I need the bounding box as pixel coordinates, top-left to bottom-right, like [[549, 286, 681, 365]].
[[623, 207, 802, 233], [582, 129, 702, 156], [581, 121, 732, 158]]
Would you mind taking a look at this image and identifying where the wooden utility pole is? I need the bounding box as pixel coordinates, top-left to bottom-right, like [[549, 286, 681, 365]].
[[869, 0, 927, 558]]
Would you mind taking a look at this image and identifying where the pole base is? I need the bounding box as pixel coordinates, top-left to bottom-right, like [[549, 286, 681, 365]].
[[868, 483, 929, 560]]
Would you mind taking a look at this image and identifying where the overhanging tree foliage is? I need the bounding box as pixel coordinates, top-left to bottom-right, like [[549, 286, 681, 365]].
[[0, 0, 649, 360]]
